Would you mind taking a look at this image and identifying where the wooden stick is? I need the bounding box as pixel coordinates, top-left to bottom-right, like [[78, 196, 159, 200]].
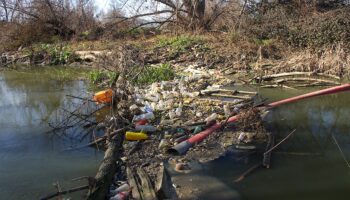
[[264, 129, 296, 155], [274, 78, 339, 85], [233, 162, 262, 183], [331, 133, 350, 169], [63, 126, 128, 151], [66, 94, 97, 103], [211, 93, 252, 99], [257, 72, 340, 80], [40, 185, 89, 200]]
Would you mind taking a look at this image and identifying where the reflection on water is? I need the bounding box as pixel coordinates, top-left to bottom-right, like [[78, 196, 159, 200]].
[[206, 88, 350, 200], [0, 69, 103, 199]]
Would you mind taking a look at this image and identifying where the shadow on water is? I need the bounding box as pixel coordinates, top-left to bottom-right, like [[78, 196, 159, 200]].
[[0, 68, 103, 199], [204, 88, 350, 200]]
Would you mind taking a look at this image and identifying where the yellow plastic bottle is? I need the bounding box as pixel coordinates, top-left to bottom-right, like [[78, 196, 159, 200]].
[[125, 131, 148, 140]]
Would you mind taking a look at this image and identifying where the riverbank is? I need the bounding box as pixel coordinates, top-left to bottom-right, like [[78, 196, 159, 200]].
[[2, 33, 349, 87]]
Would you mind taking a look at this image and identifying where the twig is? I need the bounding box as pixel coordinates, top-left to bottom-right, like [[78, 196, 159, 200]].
[[331, 134, 350, 169], [40, 185, 89, 200], [63, 126, 129, 151], [233, 162, 262, 183], [264, 129, 296, 155]]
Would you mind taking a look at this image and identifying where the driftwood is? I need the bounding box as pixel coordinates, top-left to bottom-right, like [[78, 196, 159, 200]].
[[155, 165, 175, 199], [274, 77, 340, 85], [137, 168, 158, 200], [257, 72, 341, 81], [126, 167, 158, 200], [260, 84, 297, 90], [127, 167, 142, 200], [86, 131, 124, 200], [211, 93, 252, 99]]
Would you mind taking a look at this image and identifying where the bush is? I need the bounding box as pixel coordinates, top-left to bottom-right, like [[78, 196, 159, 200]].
[[287, 8, 350, 48]]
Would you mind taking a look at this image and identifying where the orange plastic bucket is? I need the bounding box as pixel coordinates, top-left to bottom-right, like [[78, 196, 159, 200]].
[[93, 89, 113, 104]]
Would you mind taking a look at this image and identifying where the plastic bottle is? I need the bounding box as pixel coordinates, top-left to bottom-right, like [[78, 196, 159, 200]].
[[135, 119, 148, 126], [110, 191, 129, 200], [205, 113, 217, 122], [133, 112, 155, 122], [193, 126, 203, 134], [158, 139, 167, 149], [135, 125, 157, 132], [110, 184, 130, 196], [169, 110, 176, 119], [223, 105, 231, 117], [175, 105, 182, 117], [125, 132, 148, 140]]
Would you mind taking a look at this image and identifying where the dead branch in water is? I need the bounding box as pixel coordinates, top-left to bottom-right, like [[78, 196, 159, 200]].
[[63, 126, 129, 151], [331, 134, 350, 170], [40, 185, 89, 200]]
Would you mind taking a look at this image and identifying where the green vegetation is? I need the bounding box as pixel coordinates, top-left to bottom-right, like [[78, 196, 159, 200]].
[[43, 44, 72, 65], [134, 63, 175, 85], [89, 70, 119, 85], [157, 35, 203, 56], [253, 38, 274, 46]]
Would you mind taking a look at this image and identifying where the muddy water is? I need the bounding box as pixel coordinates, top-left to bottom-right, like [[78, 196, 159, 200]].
[[0, 68, 103, 199], [206, 87, 350, 200]]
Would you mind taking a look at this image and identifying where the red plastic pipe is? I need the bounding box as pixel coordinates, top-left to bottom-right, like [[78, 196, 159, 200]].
[[169, 84, 350, 155]]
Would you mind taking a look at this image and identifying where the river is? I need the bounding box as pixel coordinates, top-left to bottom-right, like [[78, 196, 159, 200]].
[[0, 68, 349, 200], [0, 68, 103, 199]]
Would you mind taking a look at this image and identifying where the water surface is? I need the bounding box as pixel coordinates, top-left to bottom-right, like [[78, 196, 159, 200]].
[[206, 87, 350, 200], [0, 68, 103, 199]]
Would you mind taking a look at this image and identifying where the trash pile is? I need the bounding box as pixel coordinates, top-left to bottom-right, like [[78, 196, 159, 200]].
[[98, 64, 269, 200]]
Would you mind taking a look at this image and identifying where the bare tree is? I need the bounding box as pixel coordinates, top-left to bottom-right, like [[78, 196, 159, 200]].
[[112, 0, 230, 30]]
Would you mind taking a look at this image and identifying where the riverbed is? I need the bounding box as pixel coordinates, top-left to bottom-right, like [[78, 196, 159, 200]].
[[0, 68, 103, 199]]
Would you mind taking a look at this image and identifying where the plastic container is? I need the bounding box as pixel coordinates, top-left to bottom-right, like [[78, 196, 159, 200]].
[[135, 125, 157, 132], [93, 89, 113, 104], [110, 184, 130, 196], [133, 112, 155, 122], [125, 132, 148, 140]]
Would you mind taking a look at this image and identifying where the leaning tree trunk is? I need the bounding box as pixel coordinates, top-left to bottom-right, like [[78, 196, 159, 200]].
[[184, 0, 206, 29], [86, 132, 124, 200]]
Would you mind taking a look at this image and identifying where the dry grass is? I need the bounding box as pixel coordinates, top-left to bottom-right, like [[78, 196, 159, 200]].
[[271, 44, 350, 78]]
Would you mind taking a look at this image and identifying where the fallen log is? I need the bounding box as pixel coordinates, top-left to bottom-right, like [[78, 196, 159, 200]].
[[86, 130, 124, 200], [274, 77, 339, 85]]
